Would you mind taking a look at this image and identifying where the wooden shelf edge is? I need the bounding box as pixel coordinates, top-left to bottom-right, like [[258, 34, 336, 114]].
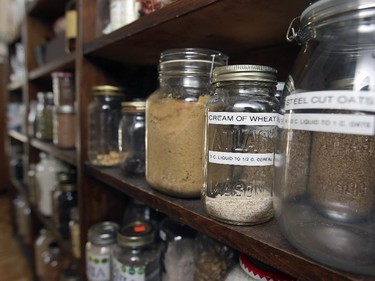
[[83, 164, 371, 281], [7, 80, 25, 91], [29, 53, 76, 81], [30, 138, 77, 166], [8, 130, 28, 143]]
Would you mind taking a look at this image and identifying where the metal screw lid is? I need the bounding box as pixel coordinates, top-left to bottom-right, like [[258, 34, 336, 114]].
[[92, 85, 124, 96], [87, 221, 119, 245], [121, 101, 146, 113], [117, 221, 154, 248], [212, 65, 277, 84]]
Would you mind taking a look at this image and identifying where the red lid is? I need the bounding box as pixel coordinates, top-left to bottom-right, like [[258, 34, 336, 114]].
[[239, 254, 296, 281]]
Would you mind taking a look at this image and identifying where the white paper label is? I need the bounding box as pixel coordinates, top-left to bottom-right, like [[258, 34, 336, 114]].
[[209, 151, 274, 166], [282, 113, 375, 135], [112, 257, 145, 281], [86, 253, 111, 281], [208, 112, 277, 126], [285, 91, 375, 112]]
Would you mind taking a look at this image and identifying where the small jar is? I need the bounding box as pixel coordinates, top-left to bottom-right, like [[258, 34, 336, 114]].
[[36, 92, 54, 141], [225, 254, 296, 281], [118, 101, 146, 174], [53, 105, 76, 149], [51, 72, 75, 106], [42, 242, 67, 281], [69, 207, 81, 259], [112, 221, 160, 281], [159, 218, 196, 281], [146, 48, 228, 198], [203, 65, 278, 225], [86, 221, 119, 281], [88, 85, 125, 167], [35, 229, 55, 280]]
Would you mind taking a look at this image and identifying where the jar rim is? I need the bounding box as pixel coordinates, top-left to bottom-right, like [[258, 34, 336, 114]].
[[121, 101, 146, 112], [88, 221, 119, 245], [117, 221, 154, 248], [93, 85, 125, 96]]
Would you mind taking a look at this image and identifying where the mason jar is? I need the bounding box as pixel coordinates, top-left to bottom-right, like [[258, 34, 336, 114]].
[[88, 85, 125, 167], [203, 65, 278, 225], [112, 221, 160, 281], [274, 0, 375, 275], [146, 48, 228, 198]]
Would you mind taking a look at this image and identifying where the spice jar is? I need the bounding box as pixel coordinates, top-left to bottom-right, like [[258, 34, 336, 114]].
[[203, 65, 278, 225], [118, 101, 146, 174], [53, 105, 76, 149], [225, 254, 296, 281], [146, 48, 228, 198], [51, 72, 75, 106], [88, 85, 124, 167], [86, 221, 119, 281], [36, 91, 54, 141], [274, 0, 375, 275], [159, 218, 196, 281], [112, 221, 160, 281], [69, 207, 81, 259], [35, 229, 55, 280]]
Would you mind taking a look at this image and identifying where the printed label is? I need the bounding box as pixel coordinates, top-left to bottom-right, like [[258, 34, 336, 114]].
[[208, 112, 277, 126], [285, 91, 375, 112], [86, 253, 111, 281], [283, 113, 375, 136], [209, 151, 274, 166], [112, 257, 145, 281]]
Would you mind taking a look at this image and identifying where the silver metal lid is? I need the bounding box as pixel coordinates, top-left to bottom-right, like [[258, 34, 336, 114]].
[[87, 221, 119, 245], [212, 65, 277, 84], [117, 221, 154, 248]]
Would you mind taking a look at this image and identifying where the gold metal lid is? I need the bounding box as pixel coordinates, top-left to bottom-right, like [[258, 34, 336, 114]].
[[92, 85, 124, 96], [117, 221, 154, 248], [121, 101, 146, 113]]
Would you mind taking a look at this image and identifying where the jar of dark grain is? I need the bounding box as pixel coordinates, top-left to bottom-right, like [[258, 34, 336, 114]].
[[274, 0, 375, 275]]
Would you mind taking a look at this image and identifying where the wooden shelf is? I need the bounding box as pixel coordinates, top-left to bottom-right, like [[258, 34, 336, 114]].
[[27, 0, 69, 19], [30, 138, 77, 166], [84, 164, 373, 281], [8, 130, 28, 143], [29, 53, 75, 81], [7, 80, 24, 91], [83, 0, 306, 65]]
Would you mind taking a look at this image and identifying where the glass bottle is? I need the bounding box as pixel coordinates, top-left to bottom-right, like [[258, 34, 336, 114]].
[[203, 65, 278, 225], [35, 229, 55, 280], [118, 101, 146, 174], [69, 207, 81, 259], [65, 0, 77, 53], [42, 242, 66, 281], [35, 91, 54, 141], [112, 221, 160, 281], [27, 163, 38, 205], [88, 85, 125, 167], [146, 48, 228, 198], [274, 0, 375, 275], [86, 221, 119, 281]]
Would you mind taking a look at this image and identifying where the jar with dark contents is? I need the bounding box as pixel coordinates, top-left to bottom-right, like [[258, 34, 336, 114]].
[[36, 92, 54, 141]]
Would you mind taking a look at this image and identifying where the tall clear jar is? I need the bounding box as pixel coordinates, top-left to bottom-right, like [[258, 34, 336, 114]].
[[36, 92, 54, 141], [203, 65, 278, 225], [118, 101, 146, 175], [146, 48, 228, 198], [86, 221, 119, 281], [112, 221, 160, 281], [274, 0, 375, 275], [88, 85, 124, 167]]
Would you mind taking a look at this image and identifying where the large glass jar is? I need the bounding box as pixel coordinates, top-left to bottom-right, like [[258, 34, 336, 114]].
[[203, 65, 278, 225], [274, 0, 375, 275], [35, 91, 54, 141], [88, 85, 125, 167], [118, 101, 146, 175], [86, 221, 119, 281], [112, 221, 160, 281], [146, 48, 228, 198]]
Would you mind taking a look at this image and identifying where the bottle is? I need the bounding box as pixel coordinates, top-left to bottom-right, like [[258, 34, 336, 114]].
[[86, 221, 119, 281], [65, 0, 77, 53], [275, 0, 375, 275], [35, 229, 55, 280], [69, 207, 81, 259], [42, 242, 67, 281], [35, 92, 54, 141], [146, 48, 228, 198], [112, 221, 160, 281]]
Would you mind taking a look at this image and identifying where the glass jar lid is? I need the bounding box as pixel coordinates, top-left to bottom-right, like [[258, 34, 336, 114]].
[[88, 221, 119, 245], [117, 221, 154, 248], [212, 65, 277, 84], [159, 48, 228, 77], [121, 101, 146, 113], [93, 85, 124, 96]]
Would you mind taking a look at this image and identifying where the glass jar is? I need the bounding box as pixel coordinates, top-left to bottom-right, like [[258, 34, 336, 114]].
[[225, 254, 296, 281], [112, 221, 160, 281], [88, 85, 125, 167], [110, 0, 140, 31], [36, 91, 54, 141], [27, 163, 38, 205], [27, 100, 37, 137], [275, 0, 375, 275], [53, 105, 76, 149], [146, 48, 228, 198], [13, 195, 32, 243], [42, 242, 67, 281], [69, 207, 81, 259], [159, 218, 196, 281], [86, 221, 119, 281], [119, 101, 146, 174], [96, 0, 111, 35], [51, 71, 75, 106], [203, 65, 278, 225], [35, 229, 55, 280], [122, 198, 163, 227]]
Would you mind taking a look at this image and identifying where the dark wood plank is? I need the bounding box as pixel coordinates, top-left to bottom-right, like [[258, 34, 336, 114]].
[[0, 63, 9, 190], [8, 130, 28, 143]]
